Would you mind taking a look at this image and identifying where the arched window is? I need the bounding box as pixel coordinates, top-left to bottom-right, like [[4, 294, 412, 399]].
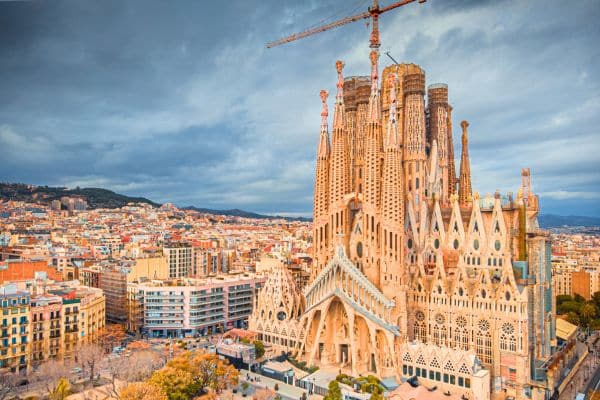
[[453, 316, 469, 350], [500, 334, 508, 351], [414, 311, 427, 342], [433, 313, 446, 346], [433, 323, 446, 346], [501, 323, 517, 352], [475, 320, 492, 364]]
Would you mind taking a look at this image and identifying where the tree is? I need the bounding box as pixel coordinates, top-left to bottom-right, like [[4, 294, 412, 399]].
[[77, 342, 105, 384], [581, 303, 598, 327], [323, 380, 342, 400], [105, 349, 164, 399], [558, 301, 583, 315], [565, 312, 581, 326], [0, 372, 21, 400], [49, 377, 70, 400], [192, 352, 238, 393], [369, 386, 384, 400], [98, 324, 127, 353], [592, 292, 600, 308], [147, 351, 239, 399], [574, 293, 586, 303], [34, 359, 72, 397], [274, 383, 279, 391], [254, 340, 265, 359], [557, 294, 574, 305], [590, 319, 600, 331], [149, 366, 198, 400], [120, 382, 168, 400], [241, 381, 250, 397]]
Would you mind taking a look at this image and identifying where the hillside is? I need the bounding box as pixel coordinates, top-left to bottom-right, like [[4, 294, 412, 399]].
[[0, 182, 159, 209], [182, 206, 311, 222], [3, 182, 596, 226]]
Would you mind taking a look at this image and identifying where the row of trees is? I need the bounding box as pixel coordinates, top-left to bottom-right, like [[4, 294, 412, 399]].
[[120, 351, 239, 400], [557, 293, 600, 330], [0, 324, 152, 400]]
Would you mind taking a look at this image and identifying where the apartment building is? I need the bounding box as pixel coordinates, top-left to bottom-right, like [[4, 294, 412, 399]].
[[2, 281, 105, 369], [127, 273, 265, 338], [0, 284, 29, 372], [128, 255, 169, 282], [99, 268, 127, 323], [571, 269, 600, 300], [29, 294, 62, 365], [164, 242, 193, 278]]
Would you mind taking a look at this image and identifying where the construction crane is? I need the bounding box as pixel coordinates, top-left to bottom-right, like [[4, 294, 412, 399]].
[[266, 0, 426, 49]]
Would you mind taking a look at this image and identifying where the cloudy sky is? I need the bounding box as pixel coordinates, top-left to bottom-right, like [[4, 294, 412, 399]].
[[1, 0, 599, 217]]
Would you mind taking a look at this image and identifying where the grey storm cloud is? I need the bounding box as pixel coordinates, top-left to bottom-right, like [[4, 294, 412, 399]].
[[0, 0, 599, 217]]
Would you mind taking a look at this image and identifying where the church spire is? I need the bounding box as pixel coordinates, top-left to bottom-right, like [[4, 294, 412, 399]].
[[317, 90, 330, 159], [329, 60, 351, 207], [385, 74, 400, 150], [333, 60, 345, 129], [381, 72, 404, 292], [313, 90, 331, 276], [367, 50, 381, 122], [458, 120, 472, 205], [447, 105, 457, 197]]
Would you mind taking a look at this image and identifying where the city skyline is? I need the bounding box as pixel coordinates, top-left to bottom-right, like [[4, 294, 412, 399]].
[[1, 0, 599, 217]]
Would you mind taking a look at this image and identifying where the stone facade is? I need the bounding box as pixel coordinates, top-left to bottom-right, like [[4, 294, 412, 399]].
[[250, 50, 566, 400]]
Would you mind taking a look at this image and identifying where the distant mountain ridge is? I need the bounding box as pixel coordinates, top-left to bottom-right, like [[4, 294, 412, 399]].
[[182, 206, 311, 222], [0, 182, 311, 221], [538, 214, 600, 228], [2, 182, 597, 226]]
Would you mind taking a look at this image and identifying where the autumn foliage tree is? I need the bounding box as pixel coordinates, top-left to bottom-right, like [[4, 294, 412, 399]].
[[49, 377, 70, 400], [120, 382, 168, 400], [148, 351, 238, 400], [98, 324, 127, 353], [149, 366, 198, 400]]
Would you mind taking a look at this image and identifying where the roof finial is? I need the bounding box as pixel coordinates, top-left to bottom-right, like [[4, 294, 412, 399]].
[[333, 62, 345, 129], [461, 120, 469, 146], [335, 60, 344, 100]]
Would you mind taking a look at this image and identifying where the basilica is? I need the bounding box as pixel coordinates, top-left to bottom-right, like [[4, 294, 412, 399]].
[[250, 50, 573, 400]]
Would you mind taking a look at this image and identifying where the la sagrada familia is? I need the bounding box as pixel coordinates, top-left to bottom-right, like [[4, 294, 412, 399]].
[[250, 48, 572, 400]]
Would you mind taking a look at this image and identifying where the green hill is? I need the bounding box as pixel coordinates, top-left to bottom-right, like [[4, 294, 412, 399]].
[[0, 182, 159, 209]]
